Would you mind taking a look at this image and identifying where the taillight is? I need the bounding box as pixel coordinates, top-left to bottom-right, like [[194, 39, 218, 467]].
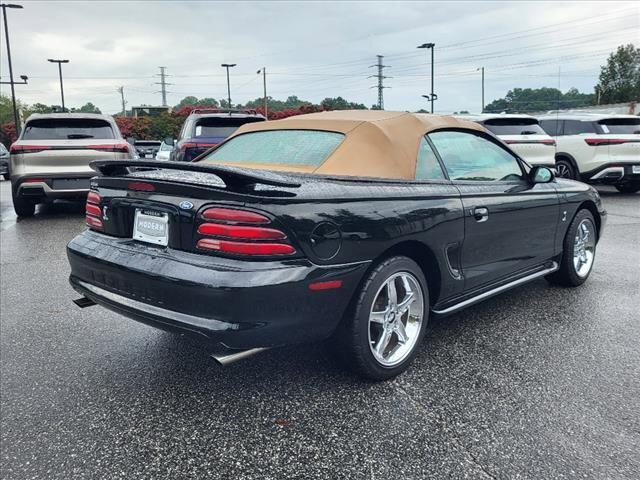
[[128, 181, 155, 192], [10, 144, 51, 154], [585, 138, 629, 146], [85, 190, 103, 231], [24, 178, 46, 183], [196, 238, 295, 256], [181, 142, 218, 150], [198, 223, 286, 240], [86, 143, 130, 153], [202, 207, 269, 224], [196, 207, 295, 257]]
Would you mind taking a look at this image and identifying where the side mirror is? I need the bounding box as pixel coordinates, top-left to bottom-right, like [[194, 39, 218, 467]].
[[530, 166, 554, 184], [164, 137, 175, 146]]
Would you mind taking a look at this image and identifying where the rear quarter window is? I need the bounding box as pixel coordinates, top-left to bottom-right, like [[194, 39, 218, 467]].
[[22, 118, 115, 140], [201, 130, 345, 167], [597, 118, 640, 134], [483, 118, 546, 135], [193, 117, 265, 138]]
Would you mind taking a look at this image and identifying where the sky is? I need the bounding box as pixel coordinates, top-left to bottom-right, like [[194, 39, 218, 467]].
[[1, 0, 638, 114]]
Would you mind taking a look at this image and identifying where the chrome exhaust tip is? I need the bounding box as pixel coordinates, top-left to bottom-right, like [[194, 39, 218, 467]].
[[210, 347, 269, 366]]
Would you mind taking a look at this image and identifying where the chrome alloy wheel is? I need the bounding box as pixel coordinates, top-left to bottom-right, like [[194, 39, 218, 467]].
[[368, 272, 424, 367], [556, 163, 571, 179], [573, 219, 596, 278]]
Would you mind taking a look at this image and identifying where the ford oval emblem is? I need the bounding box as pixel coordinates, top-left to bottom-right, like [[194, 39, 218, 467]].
[[179, 201, 194, 210]]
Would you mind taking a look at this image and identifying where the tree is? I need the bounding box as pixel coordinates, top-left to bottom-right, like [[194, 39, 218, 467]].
[[72, 102, 101, 114], [320, 97, 367, 110], [594, 44, 640, 104], [484, 87, 594, 113]]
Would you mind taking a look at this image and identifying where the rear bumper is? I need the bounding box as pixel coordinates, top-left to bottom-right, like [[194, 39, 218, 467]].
[[12, 174, 94, 200], [67, 230, 369, 349], [582, 162, 640, 185]]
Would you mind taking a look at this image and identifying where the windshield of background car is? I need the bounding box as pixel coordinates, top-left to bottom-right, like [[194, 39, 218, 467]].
[[193, 117, 264, 138], [21, 118, 115, 140], [597, 118, 640, 134], [201, 130, 345, 167], [483, 118, 546, 135]]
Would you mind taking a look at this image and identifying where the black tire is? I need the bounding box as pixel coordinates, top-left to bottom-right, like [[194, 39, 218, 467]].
[[546, 209, 597, 287], [615, 183, 640, 194], [332, 256, 429, 381], [11, 184, 36, 217], [555, 158, 576, 180]]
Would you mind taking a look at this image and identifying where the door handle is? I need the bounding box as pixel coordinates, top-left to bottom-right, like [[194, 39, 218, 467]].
[[472, 207, 489, 222]]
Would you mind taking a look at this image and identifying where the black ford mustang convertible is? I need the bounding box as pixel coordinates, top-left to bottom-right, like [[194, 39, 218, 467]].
[[68, 111, 606, 380]]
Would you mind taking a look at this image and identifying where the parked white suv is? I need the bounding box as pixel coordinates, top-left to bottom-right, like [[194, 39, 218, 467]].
[[456, 114, 556, 169], [539, 114, 640, 193]]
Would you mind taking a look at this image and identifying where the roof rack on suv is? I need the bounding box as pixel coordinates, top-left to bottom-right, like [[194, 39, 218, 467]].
[[190, 108, 259, 115]]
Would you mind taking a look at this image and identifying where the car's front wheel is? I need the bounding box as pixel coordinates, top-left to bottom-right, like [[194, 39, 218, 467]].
[[333, 256, 429, 380], [615, 183, 640, 194], [546, 209, 597, 287]]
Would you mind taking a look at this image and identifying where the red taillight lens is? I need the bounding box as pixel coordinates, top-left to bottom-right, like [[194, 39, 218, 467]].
[[196, 238, 295, 256], [197, 206, 295, 257], [198, 223, 286, 240], [24, 178, 46, 183], [87, 143, 130, 153], [202, 207, 270, 224], [85, 215, 103, 229], [85, 190, 103, 230], [87, 191, 101, 204], [128, 181, 155, 192], [10, 144, 51, 154], [584, 138, 629, 146], [85, 203, 102, 217], [181, 142, 218, 150], [539, 139, 556, 146]]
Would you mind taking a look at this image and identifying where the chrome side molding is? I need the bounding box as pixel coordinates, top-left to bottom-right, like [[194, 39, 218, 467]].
[[432, 262, 559, 316]]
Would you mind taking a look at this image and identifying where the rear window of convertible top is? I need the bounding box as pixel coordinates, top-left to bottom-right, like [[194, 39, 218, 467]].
[[200, 130, 345, 167]]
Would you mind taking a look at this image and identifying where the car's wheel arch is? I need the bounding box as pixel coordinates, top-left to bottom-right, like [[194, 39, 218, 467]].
[[576, 200, 601, 239], [555, 152, 579, 173], [359, 240, 441, 308]]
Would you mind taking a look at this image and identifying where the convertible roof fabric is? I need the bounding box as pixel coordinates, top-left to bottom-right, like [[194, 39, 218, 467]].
[[219, 110, 485, 180]]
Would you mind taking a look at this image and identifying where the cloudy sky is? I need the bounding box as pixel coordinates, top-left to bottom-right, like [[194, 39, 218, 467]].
[[1, 1, 638, 114]]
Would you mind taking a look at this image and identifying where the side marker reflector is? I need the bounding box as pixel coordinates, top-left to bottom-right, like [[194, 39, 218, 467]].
[[308, 280, 343, 291]]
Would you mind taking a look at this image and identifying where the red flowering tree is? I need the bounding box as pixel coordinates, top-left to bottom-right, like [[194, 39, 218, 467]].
[[0, 122, 17, 147]]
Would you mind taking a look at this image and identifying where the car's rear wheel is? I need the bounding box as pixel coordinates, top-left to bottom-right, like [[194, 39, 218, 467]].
[[555, 158, 576, 180], [11, 184, 36, 217], [546, 209, 597, 287], [615, 183, 640, 194], [332, 256, 428, 380]]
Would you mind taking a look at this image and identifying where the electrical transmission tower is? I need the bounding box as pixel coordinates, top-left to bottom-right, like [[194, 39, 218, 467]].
[[116, 86, 127, 116], [368, 55, 390, 110], [154, 67, 172, 106]]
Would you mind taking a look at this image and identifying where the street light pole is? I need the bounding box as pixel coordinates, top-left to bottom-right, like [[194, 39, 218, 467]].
[[221, 63, 236, 109], [48, 59, 69, 111], [478, 67, 485, 113], [257, 68, 267, 118], [417, 43, 435, 113], [1, 3, 24, 135]]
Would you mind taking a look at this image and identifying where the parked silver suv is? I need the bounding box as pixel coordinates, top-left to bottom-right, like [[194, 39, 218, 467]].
[[9, 113, 134, 216]]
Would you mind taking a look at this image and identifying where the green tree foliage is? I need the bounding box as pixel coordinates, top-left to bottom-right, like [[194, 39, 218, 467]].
[[320, 97, 367, 110], [71, 102, 101, 114], [174, 96, 219, 109], [594, 44, 640, 104], [484, 87, 594, 113]]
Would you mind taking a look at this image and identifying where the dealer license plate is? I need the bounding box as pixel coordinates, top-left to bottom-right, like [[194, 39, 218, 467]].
[[133, 209, 169, 246]]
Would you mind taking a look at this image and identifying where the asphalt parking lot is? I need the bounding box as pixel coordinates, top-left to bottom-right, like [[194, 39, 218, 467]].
[[0, 180, 638, 480]]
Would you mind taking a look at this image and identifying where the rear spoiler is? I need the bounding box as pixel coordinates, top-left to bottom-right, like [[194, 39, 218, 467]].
[[90, 160, 302, 189]]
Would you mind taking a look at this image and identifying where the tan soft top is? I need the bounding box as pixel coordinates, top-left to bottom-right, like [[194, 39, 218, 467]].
[[217, 110, 485, 180]]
